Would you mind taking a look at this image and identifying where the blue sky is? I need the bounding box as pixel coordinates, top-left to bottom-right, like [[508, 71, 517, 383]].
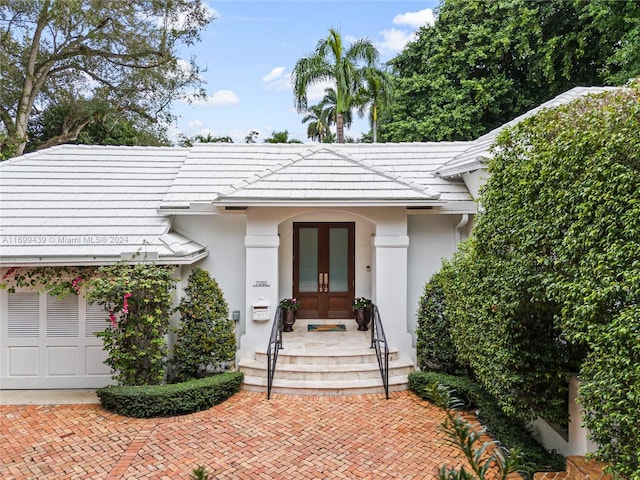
[[172, 1, 438, 143]]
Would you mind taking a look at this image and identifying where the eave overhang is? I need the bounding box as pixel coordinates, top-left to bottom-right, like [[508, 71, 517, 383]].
[[0, 250, 209, 268]]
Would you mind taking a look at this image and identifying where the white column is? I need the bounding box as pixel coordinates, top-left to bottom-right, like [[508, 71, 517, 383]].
[[238, 234, 280, 361], [568, 374, 598, 455], [372, 234, 414, 361]]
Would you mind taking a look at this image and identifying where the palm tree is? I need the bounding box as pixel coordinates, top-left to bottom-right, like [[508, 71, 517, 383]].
[[292, 28, 380, 143], [301, 104, 331, 142], [355, 68, 394, 143], [318, 87, 354, 132]]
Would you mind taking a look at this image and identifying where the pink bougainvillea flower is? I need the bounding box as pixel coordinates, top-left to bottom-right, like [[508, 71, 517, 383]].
[[2, 266, 19, 280], [71, 276, 83, 292], [109, 312, 117, 328], [122, 292, 132, 314]]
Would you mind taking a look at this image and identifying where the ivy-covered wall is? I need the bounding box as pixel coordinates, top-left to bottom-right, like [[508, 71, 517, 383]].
[[432, 82, 639, 479]]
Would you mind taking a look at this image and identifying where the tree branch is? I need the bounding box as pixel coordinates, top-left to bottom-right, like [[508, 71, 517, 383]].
[[35, 119, 91, 151]]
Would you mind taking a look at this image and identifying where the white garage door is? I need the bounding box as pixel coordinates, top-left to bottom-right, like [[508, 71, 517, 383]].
[[0, 290, 113, 389]]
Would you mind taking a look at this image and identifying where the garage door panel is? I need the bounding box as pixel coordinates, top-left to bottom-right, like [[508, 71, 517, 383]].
[[7, 292, 39, 338], [46, 295, 79, 338], [86, 346, 111, 375], [1, 290, 113, 389], [8, 346, 39, 376], [47, 346, 79, 375]]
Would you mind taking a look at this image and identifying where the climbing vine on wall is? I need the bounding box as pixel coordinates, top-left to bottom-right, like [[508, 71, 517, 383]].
[[1, 266, 96, 297], [434, 82, 640, 479], [87, 261, 176, 386], [2, 261, 178, 388]]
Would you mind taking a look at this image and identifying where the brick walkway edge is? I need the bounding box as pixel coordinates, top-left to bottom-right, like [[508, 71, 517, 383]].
[[2, 390, 479, 479]]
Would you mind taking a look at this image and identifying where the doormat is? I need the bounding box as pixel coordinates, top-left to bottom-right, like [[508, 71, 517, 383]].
[[307, 324, 347, 332]]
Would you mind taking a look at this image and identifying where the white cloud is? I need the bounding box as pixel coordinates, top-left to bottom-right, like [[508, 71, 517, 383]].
[[262, 66, 292, 91], [307, 80, 335, 102], [188, 119, 205, 129], [393, 8, 436, 29], [194, 128, 213, 137], [377, 28, 417, 56], [189, 89, 240, 106], [262, 66, 285, 82], [376, 8, 436, 57]]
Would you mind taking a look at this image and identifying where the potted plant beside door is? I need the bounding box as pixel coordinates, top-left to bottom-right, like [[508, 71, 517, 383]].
[[352, 297, 372, 331], [279, 298, 299, 332]]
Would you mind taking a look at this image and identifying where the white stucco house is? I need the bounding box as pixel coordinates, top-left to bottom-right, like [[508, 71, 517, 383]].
[[0, 86, 611, 453], [0, 140, 477, 385]]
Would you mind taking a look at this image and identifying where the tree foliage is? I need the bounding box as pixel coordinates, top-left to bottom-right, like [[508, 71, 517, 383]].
[[87, 262, 176, 386], [415, 271, 466, 374], [171, 268, 236, 382], [0, 0, 212, 158], [379, 0, 640, 143], [26, 103, 170, 151], [301, 103, 332, 142], [423, 383, 524, 480], [436, 83, 640, 478], [263, 130, 303, 144]]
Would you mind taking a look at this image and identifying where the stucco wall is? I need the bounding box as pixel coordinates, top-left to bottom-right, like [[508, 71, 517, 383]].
[[462, 169, 488, 201], [172, 214, 247, 336], [407, 214, 473, 346], [173, 207, 470, 363]]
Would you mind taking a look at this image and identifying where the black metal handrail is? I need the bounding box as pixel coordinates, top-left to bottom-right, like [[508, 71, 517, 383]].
[[370, 304, 389, 399], [266, 305, 284, 399]]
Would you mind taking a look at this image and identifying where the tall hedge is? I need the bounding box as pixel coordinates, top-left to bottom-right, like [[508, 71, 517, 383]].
[[415, 271, 466, 374], [442, 82, 639, 478]]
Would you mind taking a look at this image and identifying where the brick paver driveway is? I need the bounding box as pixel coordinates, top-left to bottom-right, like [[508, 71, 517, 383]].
[[1, 390, 472, 479]]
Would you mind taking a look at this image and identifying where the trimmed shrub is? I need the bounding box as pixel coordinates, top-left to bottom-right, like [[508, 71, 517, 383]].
[[172, 267, 236, 381], [97, 372, 243, 418], [416, 271, 466, 374], [409, 371, 565, 476]]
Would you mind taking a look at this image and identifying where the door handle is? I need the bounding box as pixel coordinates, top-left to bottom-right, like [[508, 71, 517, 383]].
[[318, 273, 329, 292]]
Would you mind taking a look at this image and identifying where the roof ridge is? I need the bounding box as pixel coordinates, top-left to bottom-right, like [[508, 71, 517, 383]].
[[319, 146, 440, 199], [0, 145, 68, 167], [215, 146, 322, 200], [436, 85, 617, 178], [215, 144, 441, 201]]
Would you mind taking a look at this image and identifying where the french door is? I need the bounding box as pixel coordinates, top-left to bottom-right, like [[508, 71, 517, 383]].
[[293, 222, 355, 319]]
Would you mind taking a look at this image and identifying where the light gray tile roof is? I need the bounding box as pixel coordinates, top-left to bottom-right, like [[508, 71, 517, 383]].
[[160, 142, 473, 207], [1, 142, 476, 264], [8, 86, 611, 263], [0, 145, 206, 265], [436, 86, 618, 178]]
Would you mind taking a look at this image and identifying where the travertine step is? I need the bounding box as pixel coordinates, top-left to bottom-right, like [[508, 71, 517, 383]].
[[240, 373, 412, 396], [240, 357, 414, 381], [254, 347, 400, 365], [238, 318, 415, 396], [239, 354, 414, 395]]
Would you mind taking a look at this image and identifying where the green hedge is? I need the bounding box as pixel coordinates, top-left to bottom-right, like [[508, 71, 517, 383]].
[[409, 371, 565, 476], [97, 372, 243, 418]]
